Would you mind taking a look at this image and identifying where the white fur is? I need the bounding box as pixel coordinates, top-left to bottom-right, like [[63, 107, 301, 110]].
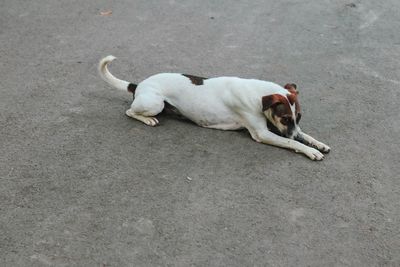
[[98, 56, 130, 91], [99, 55, 330, 160]]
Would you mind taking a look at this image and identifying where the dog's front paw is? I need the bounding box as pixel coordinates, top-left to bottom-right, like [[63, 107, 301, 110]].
[[315, 142, 331, 154], [304, 147, 324, 161]]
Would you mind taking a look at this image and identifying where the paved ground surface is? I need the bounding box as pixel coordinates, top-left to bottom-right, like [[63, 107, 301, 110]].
[[1, 0, 399, 266]]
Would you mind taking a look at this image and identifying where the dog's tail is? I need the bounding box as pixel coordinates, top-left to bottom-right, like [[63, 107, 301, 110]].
[[98, 55, 137, 93]]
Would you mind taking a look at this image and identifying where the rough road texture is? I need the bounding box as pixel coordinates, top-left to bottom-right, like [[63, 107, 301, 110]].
[[1, 0, 399, 266]]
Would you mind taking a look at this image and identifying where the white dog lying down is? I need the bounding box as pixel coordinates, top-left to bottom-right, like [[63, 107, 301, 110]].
[[99, 55, 330, 160]]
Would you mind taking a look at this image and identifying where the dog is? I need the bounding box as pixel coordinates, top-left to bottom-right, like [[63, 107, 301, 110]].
[[98, 55, 330, 160]]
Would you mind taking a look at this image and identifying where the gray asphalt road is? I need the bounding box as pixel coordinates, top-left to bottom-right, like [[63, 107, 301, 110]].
[[1, 0, 399, 266]]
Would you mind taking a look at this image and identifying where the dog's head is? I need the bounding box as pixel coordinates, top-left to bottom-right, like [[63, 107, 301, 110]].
[[261, 83, 301, 138]]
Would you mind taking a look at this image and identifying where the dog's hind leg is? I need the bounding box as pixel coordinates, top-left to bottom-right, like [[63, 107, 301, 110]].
[[126, 93, 164, 126]]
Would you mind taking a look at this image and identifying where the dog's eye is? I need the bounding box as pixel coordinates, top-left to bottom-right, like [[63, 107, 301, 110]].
[[281, 117, 289, 125], [296, 113, 302, 124]]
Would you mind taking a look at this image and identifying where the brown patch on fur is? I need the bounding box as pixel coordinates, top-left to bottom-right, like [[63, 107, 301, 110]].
[[286, 93, 296, 105], [284, 83, 300, 114], [182, 74, 207, 85], [263, 94, 299, 137], [262, 94, 292, 115], [284, 83, 298, 94], [127, 83, 137, 93], [286, 93, 300, 114]]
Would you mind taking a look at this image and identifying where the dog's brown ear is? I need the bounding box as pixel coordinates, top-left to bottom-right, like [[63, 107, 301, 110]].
[[284, 83, 298, 94], [262, 94, 287, 111]]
